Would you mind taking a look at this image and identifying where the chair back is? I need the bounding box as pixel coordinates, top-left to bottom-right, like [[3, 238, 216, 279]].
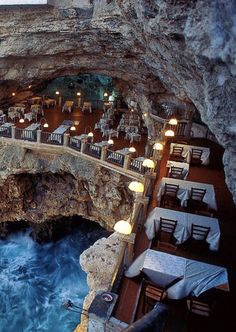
[[163, 183, 179, 198], [191, 148, 203, 160], [143, 279, 166, 313], [191, 224, 210, 241], [172, 146, 183, 157], [169, 166, 184, 178], [160, 217, 177, 235], [187, 298, 212, 317], [190, 187, 206, 202]]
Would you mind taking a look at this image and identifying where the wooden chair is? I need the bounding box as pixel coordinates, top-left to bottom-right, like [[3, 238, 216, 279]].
[[191, 148, 203, 166], [142, 279, 167, 314], [187, 298, 212, 317], [154, 217, 178, 253], [182, 224, 210, 253], [187, 187, 208, 214], [161, 183, 180, 209], [169, 146, 185, 162], [169, 166, 184, 179]]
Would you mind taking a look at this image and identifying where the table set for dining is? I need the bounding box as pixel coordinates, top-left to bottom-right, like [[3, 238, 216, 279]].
[[125, 250, 229, 300], [170, 143, 210, 165]]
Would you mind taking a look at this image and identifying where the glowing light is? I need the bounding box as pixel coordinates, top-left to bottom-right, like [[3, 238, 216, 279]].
[[128, 181, 144, 193], [153, 143, 163, 150], [169, 118, 178, 125], [114, 220, 132, 235], [128, 146, 136, 153], [70, 125, 76, 131], [142, 159, 155, 168], [88, 132, 94, 137], [77, 92, 81, 96], [19, 118, 25, 123], [12, 92, 16, 96], [55, 91, 60, 95], [104, 92, 108, 97], [165, 129, 175, 137], [108, 139, 114, 145]]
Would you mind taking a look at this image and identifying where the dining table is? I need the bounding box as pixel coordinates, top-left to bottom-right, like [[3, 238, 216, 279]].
[[125, 249, 229, 300], [48, 125, 70, 143], [170, 143, 210, 165], [144, 207, 220, 251], [21, 123, 41, 140], [157, 177, 217, 210]]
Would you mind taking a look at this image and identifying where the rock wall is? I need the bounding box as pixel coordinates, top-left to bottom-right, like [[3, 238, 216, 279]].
[[0, 141, 133, 235], [0, 0, 235, 201]]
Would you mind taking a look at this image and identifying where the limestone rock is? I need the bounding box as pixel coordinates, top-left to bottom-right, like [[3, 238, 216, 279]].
[[0, 0, 235, 201]]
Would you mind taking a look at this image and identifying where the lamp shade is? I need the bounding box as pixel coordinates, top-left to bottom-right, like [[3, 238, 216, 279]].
[[43, 123, 49, 128], [169, 118, 178, 125], [153, 143, 163, 150], [165, 129, 175, 137], [142, 159, 155, 168], [128, 181, 144, 193], [77, 92, 81, 96], [104, 92, 108, 97], [88, 132, 94, 137], [19, 118, 24, 123], [70, 125, 76, 131], [129, 146, 136, 153], [55, 91, 60, 95], [114, 220, 132, 235]]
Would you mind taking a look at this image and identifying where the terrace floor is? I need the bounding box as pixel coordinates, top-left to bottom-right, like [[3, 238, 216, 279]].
[[113, 138, 236, 332]]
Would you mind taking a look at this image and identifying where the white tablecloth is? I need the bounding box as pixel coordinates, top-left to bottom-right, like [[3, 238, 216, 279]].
[[157, 177, 217, 210], [95, 141, 110, 147], [0, 122, 13, 133], [166, 160, 190, 180], [21, 123, 40, 140], [145, 207, 220, 251], [170, 143, 210, 165], [125, 249, 229, 299], [48, 125, 70, 143], [116, 148, 134, 156]]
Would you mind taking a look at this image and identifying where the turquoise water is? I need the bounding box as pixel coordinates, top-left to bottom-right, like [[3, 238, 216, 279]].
[[0, 225, 103, 332]]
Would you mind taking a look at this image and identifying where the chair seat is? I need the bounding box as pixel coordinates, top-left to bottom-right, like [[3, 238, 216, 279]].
[[188, 199, 209, 214], [161, 195, 180, 209]]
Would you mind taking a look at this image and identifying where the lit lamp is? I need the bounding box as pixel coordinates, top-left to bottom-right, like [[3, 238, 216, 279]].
[[128, 181, 144, 193], [142, 158, 155, 174], [128, 146, 136, 153], [108, 138, 114, 145], [77, 92, 81, 107], [19, 118, 25, 123], [169, 118, 178, 125], [104, 92, 108, 97], [55, 91, 60, 95], [40, 117, 49, 128], [70, 124, 76, 131], [153, 142, 163, 161], [12, 92, 16, 96], [165, 129, 175, 137], [114, 220, 132, 235]]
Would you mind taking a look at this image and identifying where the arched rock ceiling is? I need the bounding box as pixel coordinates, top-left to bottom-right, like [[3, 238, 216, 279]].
[[0, 0, 235, 202]]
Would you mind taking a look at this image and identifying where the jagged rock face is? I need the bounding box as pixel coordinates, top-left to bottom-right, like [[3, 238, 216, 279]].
[[0, 0, 235, 201], [0, 141, 133, 231]]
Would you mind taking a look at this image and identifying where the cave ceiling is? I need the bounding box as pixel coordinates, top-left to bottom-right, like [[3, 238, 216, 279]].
[[0, 0, 235, 200]]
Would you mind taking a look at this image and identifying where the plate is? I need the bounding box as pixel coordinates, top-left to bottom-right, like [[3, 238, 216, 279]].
[[101, 292, 113, 302]]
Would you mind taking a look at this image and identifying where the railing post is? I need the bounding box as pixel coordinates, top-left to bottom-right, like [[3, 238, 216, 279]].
[[124, 155, 131, 169], [81, 140, 86, 153], [11, 125, 16, 139], [37, 129, 42, 143], [63, 133, 69, 146], [101, 146, 107, 161]]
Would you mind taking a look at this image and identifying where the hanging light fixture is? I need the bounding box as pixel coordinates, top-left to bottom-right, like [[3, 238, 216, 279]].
[[142, 159, 155, 169], [114, 220, 132, 235], [128, 181, 144, 193], [169, 118, 178, 125], [165, 129, 175, 137], [153, 142, 163, 150]]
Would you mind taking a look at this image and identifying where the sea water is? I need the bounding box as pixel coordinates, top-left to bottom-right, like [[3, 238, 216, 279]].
[[0, 225, 104, 332]]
